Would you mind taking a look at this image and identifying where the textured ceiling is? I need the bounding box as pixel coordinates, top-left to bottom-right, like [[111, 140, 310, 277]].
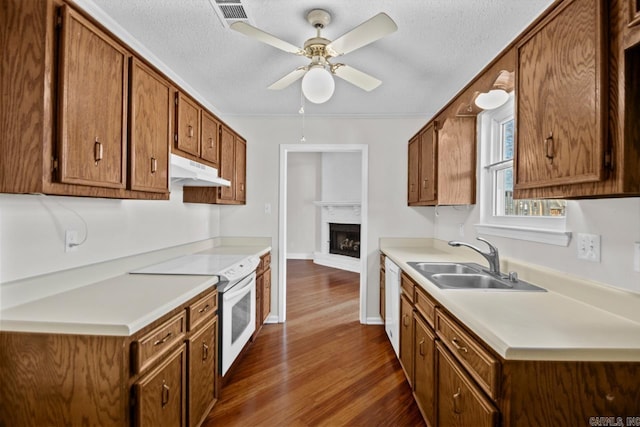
[[84, 0, 553, 117]]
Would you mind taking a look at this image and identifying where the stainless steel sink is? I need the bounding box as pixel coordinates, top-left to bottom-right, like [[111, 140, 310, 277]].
[[430, 273, 512, 289], [406, 261, 546, 292], [409, 262, 478, 275]]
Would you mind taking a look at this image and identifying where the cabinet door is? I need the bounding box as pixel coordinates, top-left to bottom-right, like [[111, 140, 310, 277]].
[[235, 137, 247, 203], [200, 111, 219, 167], [437, 343, 497, 427], [419, 123, 437, 203], [57, 6, 127, 189], [188, 318, 217, 427], [399, 294, 414, 386], [134, 344, 186, 427], [408, 136, 420, 204], [176, 93, 200, 157], [255, 273, 263, 332], [262, 266, 271, 323], [218, 125, 236, 201], [129, 58, 171, 193], [437, 117, 476, 205], [414, 314, 436, 426], [515, 0, 606, 190]]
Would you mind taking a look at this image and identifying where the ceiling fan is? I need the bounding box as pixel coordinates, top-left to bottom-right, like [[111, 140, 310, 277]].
[[230, 9, 398, 104]]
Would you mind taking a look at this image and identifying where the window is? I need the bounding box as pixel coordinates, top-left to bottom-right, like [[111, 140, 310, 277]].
[[476, 94, 571, 246]]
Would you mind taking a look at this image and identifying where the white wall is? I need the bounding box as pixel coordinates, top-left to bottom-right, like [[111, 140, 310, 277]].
[[0, 186, 220, 283], [287, 153, 321, 258], [220, 115, 435, 320], [321, 152, 362, 202], [434, 197, 640, 293]]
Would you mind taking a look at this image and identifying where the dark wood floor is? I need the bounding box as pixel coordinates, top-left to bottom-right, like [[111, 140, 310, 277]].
[[203, 260, 425, 427]]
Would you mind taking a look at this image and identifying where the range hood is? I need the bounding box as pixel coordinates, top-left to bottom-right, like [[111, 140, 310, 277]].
[[170, 154, 231, 187]]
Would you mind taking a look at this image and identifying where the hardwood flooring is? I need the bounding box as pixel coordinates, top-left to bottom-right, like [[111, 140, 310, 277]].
[[203, 260, 425, 427]]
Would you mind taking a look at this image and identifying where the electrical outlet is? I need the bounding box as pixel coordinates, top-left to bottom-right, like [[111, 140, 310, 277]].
[[65, 229, 78, 252], [634, 242, 640, 272], [458, 223, 465, 237], [577, 233, 600, 262]]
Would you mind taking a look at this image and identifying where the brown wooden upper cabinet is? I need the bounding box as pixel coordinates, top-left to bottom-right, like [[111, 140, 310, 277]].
[[408, 122, 437, 205], [129, 58, 172, 193], [218, 126, 246, 204], [175, 93, 201, 158], [57, 5, 128, 190], [200, 111, 220, 167], [514, 0, 607, 193], [174, 92, 222, 170], [408, 118, 476, 206]]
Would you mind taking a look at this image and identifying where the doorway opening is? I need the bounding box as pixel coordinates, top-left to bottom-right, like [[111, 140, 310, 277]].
[[278, 144, 368, 323]]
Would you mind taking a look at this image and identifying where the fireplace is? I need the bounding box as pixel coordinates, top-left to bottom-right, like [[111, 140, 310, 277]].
[[329, 223, 361, 259]]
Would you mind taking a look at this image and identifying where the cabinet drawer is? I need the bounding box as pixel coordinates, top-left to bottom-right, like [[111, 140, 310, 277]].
[[415, 286, 437, 328], [132, 311, 186, 374], [400, 272, 415, 302], [436, 310, 500, 400], [188, 290, 217, 331], [436, 342, 498, 427]]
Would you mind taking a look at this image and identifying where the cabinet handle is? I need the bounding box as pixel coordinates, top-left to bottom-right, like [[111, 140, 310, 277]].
[[161, 381, 170, 407], [209, 137, 214, 148], [544, 132, 554, 163], [153, 332, 172, 346], [451, 337, 468, 354], [423, 178, 428, 188], [453, 387, 462, 414], [403, 314, 410, 327], [94, 139, 103, 164], [198, 304, 210, 314], [151, 157, 157, 173], [188, 125, 194, 138], [419, 338, 425, 356], [202, 342, 209, 361]]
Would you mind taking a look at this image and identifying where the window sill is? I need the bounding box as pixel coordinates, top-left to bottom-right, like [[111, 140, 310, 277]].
[[474, 223, 572, 246]]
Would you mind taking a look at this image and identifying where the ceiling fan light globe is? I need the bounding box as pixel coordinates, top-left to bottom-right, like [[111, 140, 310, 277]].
[[302, 67, 335, 104], [475, 89, 509, 110]]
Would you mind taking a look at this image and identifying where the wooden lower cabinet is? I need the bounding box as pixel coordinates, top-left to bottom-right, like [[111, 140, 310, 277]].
[[254, 252, 272, 338], [399, 293, 414, 385], [437, 342, 498, 427], [0, 287, 218, 427], [395, 269, 640, 426], [134, 344, 187, 427], [379, 253, 386, 321], [188, 318, 218, 427], [413, 313, 436, 426]]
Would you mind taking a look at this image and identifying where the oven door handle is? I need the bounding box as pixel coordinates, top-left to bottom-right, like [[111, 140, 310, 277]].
[[222, 273, 256, 300]]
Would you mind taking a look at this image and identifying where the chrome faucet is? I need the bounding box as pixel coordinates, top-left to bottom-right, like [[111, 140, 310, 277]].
[[448, 237, 502, 276]]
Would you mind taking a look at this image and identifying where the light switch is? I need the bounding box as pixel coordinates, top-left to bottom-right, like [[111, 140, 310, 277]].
[[265, 203, 271, 215]]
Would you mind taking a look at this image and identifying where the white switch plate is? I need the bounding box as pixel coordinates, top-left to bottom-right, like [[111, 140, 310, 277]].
[[577, 233, 600, 262], [65, 229, 78, 252], [634, 242, 640, 272], [264, 203, 271, 214]]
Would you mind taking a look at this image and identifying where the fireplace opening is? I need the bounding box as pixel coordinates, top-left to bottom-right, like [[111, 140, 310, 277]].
[[329, 223, 361, 259]]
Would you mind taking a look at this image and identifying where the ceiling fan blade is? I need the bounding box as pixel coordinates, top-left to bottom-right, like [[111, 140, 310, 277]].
[[326, 13, 398, 56], [231, 21, 304, 55], [332, 64, 381, 92], [268, 67, 308, 90]]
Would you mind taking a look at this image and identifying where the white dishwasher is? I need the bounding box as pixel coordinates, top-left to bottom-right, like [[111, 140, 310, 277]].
[[384, 257, 401, 356]]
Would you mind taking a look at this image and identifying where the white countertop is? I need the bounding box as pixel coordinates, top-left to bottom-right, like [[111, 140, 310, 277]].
[[0, 238, 271, 336], [381, 238, 640, 362]]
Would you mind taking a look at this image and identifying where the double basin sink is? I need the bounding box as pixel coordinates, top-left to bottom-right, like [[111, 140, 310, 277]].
[[407, 262, 546, 292]]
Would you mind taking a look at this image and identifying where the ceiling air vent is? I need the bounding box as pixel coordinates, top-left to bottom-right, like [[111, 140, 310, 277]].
[[209, 0, 253, 28]]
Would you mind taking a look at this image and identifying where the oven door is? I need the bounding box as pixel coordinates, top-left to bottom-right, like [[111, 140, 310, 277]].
[[221, 272, 256, 376]]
